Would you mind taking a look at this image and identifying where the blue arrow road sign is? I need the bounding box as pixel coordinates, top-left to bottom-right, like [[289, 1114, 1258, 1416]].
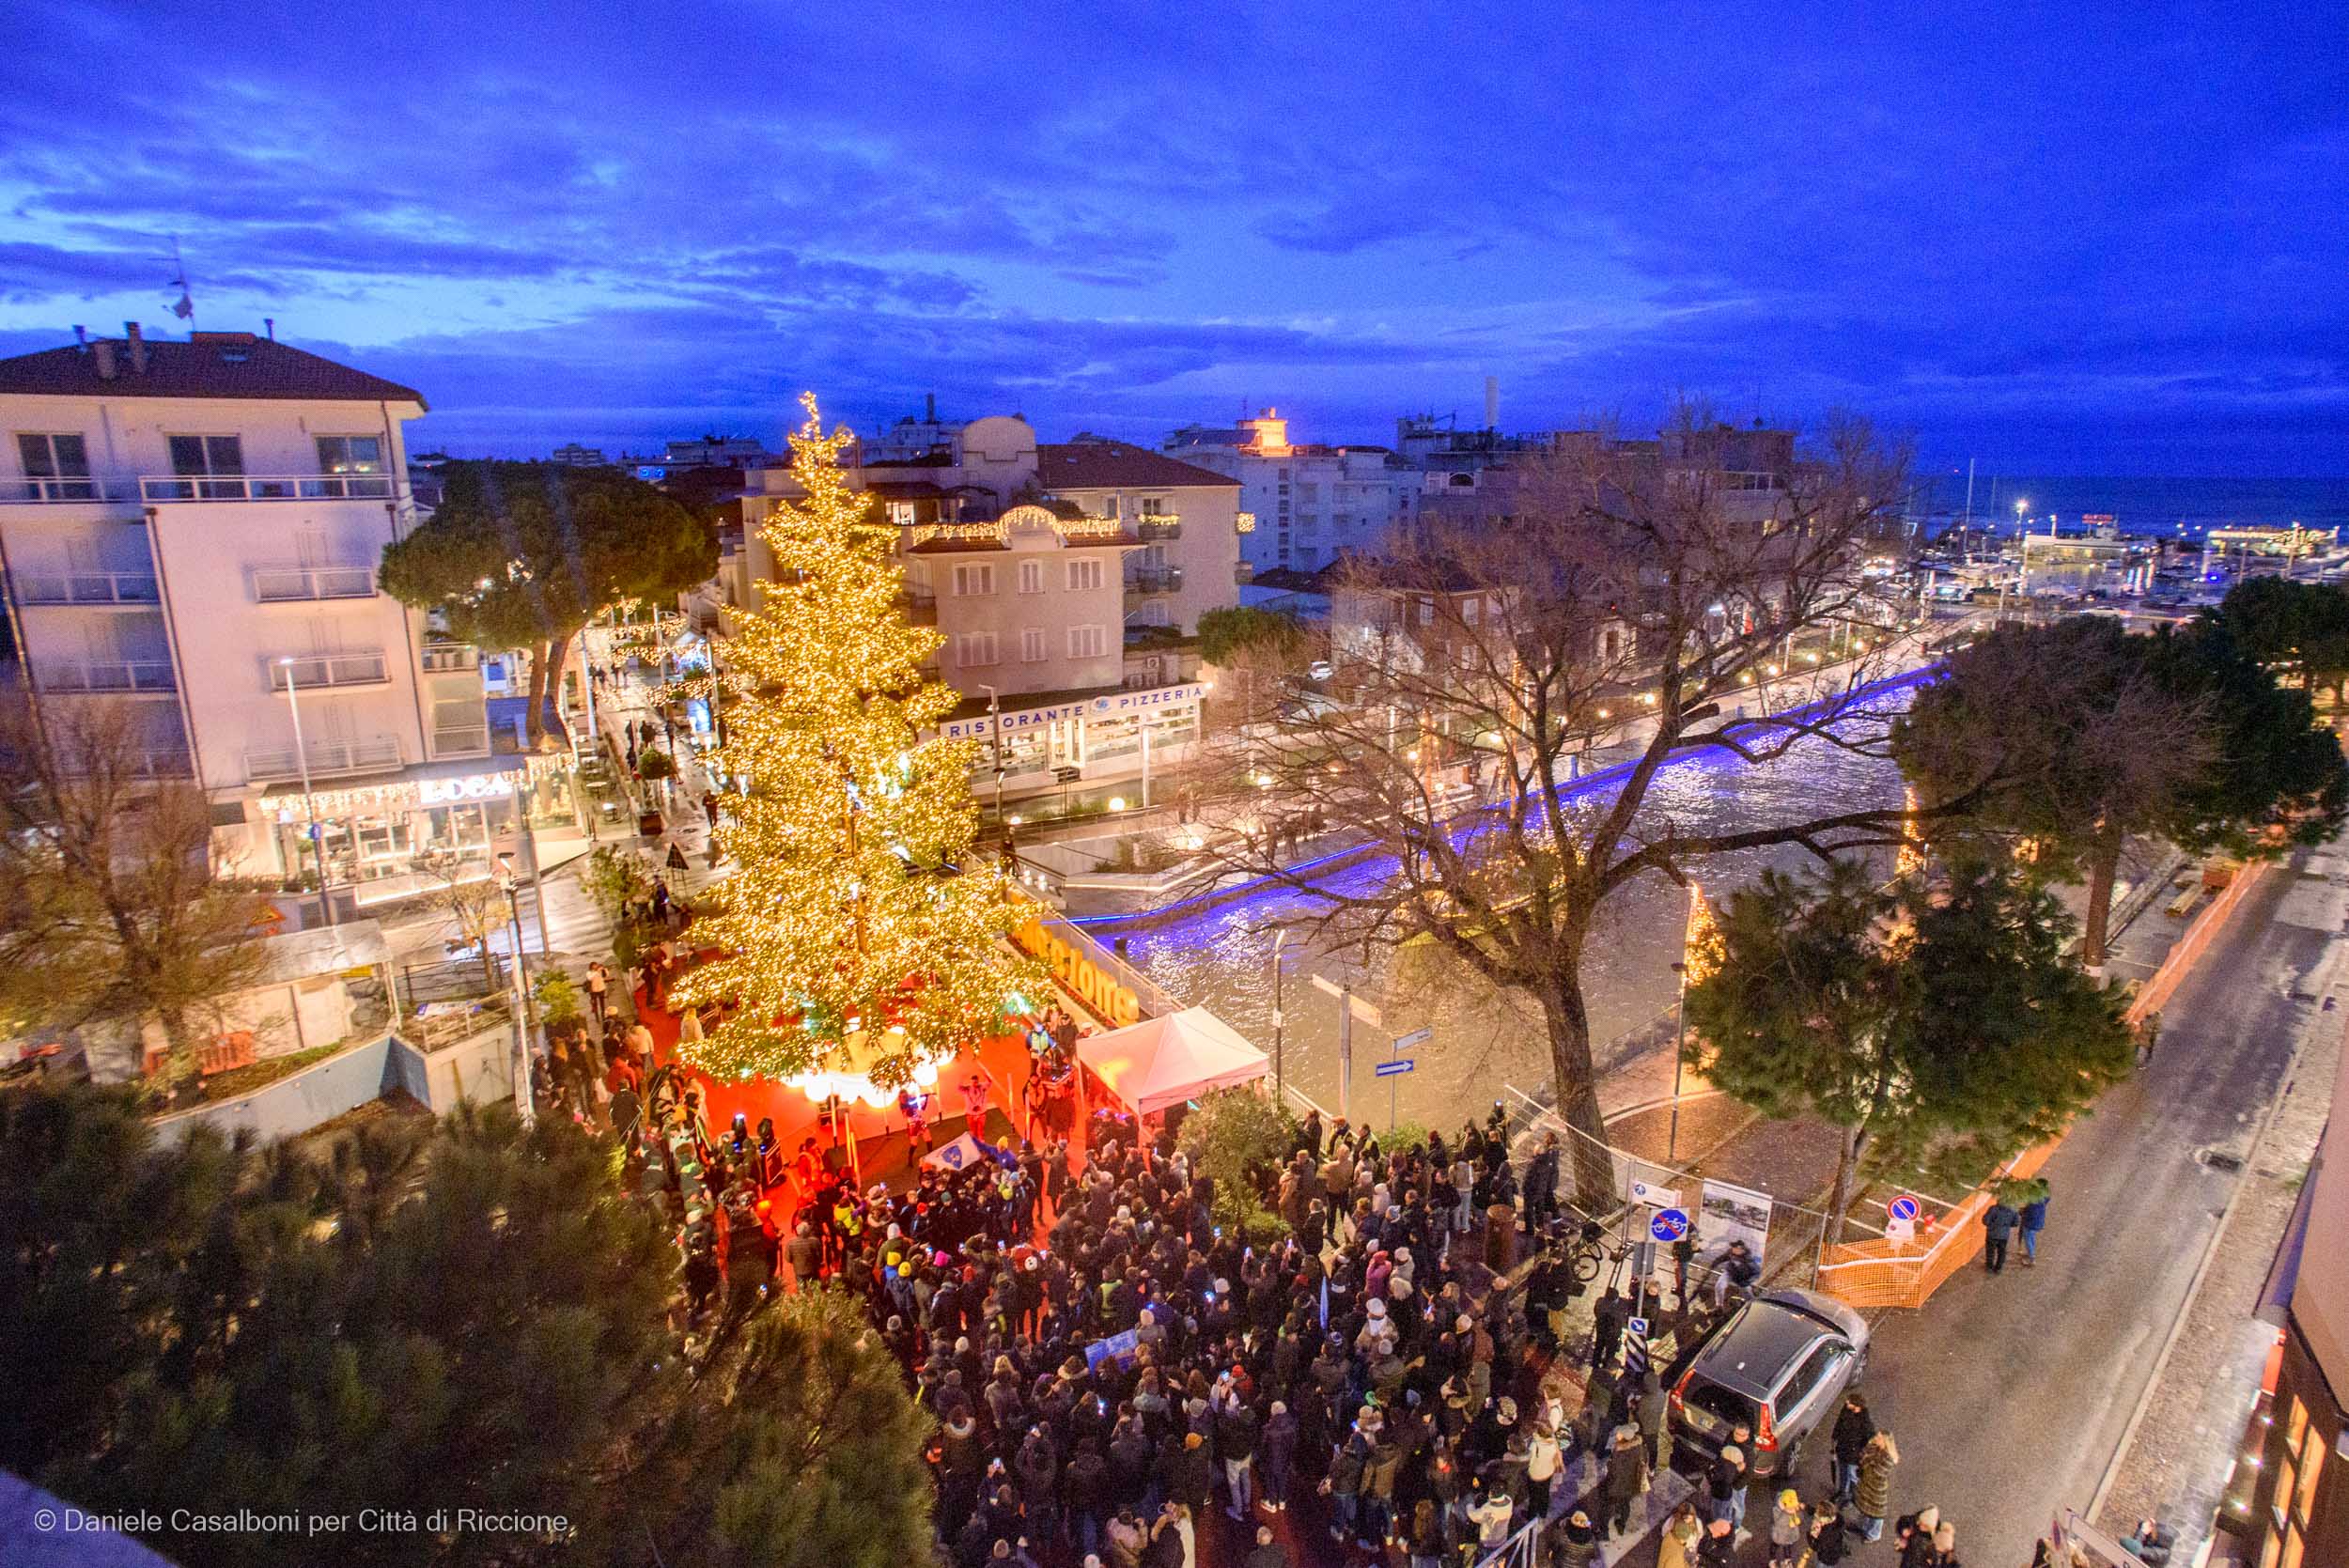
[[1650, 1207, 1690, 1243], [1373, 1059, 1415, 1078]]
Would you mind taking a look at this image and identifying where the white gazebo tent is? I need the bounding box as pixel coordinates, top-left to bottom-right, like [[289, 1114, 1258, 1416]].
[[1077, 1006, 1270, 1117]]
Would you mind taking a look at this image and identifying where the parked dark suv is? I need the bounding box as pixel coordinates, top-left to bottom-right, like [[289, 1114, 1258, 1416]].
[[1667, 1288, 1870, 1480]]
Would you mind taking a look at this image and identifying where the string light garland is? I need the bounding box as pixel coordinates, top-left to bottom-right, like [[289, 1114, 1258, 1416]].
[[674, 395, 1042, 1094]]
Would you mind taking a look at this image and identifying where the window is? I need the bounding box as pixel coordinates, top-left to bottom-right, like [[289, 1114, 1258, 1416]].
[[1019, 560, 1044, 595], [954, 631, 998, 666], [1067, 625, 1108, 659], [1066, 559, 1104, 592], [167, 434, 244, 499], [169, 434, 243, 475], [952, 564, 995, 597], [1099, 496, 1120, 520], [1140, 495, 1169, 517], [2295, 1436, 2323, 1522], [1461, 597, 1480, 626], [16, 433, 92, 498], [1020, 628, 1047, 662], [1776, 1342, 1840, 1410], [314, 435, 382, 474]]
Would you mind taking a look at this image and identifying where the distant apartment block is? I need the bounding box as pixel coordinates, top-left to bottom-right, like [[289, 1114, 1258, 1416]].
[[1163, 411, 1414, 574]]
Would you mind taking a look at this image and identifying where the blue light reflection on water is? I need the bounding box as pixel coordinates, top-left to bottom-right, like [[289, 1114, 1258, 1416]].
[[1082, 670, 1930, 1128]]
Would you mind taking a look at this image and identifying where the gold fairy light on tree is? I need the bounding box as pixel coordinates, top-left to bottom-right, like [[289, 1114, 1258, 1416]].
[[673, 396, 1039, 1094]]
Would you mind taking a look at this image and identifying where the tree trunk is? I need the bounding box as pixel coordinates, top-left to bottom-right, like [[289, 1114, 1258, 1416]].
[[541, 629, 574, 743], [2081, 822, 2123, 971], [1823, 1124, 1870, 1260], [1540, 975, 1614, 1210], [523, 642, 551, 744]]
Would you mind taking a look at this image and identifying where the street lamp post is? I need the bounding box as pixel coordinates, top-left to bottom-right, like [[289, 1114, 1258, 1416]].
[[979, 683, 1005, 828], [496, 850, 538, 1128], [1270, 928, 1287, 1101], [276, 657, 335, 929], [1667, 959, 1689, 1162]]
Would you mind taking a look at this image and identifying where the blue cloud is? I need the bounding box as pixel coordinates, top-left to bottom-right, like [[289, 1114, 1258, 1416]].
[[0, 0, 2339, 474]]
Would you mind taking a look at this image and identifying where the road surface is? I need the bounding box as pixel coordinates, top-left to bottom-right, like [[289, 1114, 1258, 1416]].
[[1848, 850, 2347, 1566]]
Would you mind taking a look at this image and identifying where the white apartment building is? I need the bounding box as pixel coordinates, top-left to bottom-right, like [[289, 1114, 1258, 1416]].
[[1162, 411, 1414, 574], [724, 415, 1244, 805], [0, 326, 540, 918]]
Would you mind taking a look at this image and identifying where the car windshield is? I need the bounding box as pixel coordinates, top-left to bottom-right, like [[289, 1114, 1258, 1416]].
[[1685, 1382, 1758, 1436]]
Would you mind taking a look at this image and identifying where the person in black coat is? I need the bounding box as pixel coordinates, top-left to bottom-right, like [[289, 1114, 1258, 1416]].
[[1829, 1391, 1875, 1504]]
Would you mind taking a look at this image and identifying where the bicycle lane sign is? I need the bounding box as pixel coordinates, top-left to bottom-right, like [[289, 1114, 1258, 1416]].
[[1650, 1207, 1690, 1244]]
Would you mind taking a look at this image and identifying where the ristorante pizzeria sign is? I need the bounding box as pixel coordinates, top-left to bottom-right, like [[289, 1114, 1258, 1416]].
[[939, 683, 1205, 742]]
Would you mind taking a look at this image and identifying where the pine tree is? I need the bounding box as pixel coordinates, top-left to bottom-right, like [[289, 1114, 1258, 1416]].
[[675, 396, 1037, 1093]]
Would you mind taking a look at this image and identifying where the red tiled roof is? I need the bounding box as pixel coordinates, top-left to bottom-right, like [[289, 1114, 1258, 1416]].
[[1035, 441, 1238, 490], [0, 333, 428, 408]]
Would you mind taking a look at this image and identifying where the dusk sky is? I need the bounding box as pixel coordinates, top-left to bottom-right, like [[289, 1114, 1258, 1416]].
[[4, 1, 2342, 474]]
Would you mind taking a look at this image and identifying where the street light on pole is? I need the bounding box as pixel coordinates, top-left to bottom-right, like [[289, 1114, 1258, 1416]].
[[979, 683, 1005, 829], [1270, 928, 1287, 1102], [276, 657, 335, 929], [495, 850, 537, 1128]]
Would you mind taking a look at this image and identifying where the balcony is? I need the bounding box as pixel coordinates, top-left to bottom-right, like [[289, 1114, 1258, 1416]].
[[419, 641, 480, 674], [432, 723, 491, 757], [0, 478, 130, 504], [1136, 515, 1183, 541], [267, 650, 390, 691], [37, 659, 176, 693], [10, 569, 161, 606], [898, 586, 939, 624], [252, 565, 375, 602], [245, 735, 403, 784], [1126, 567, 1185, 598], [1235, 562, 1255, 585], [140, 474, 396, 504]]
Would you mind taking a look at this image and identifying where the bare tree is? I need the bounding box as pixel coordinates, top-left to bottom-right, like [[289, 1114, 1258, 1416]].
[[411, 846, 508, 994], [0, 698, 271, 1096], [1192, 411, 1972, 1203]]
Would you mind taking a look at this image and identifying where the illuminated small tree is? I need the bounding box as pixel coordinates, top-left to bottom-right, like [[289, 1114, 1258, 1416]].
[[674, 397, 1037, 1090]]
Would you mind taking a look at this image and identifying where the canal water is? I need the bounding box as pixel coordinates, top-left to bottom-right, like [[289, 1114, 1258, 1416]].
[[1081, 678, 1919, 1135]]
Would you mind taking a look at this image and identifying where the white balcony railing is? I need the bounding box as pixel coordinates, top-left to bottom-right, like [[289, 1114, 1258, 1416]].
[[0, 478, 129, 504], [419, 642, 479, 674], [267, 651, 389, 691], [141, 474, 396, 504], [37, 660, 177, 693], [431, 724, 490, 756], [10, 569, 161, 606], [245, 735, 403, 784], [252, 565, 375, 602]]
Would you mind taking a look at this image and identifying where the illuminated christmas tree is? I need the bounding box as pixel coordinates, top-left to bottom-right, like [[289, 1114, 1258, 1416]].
[[675, 396, 1038, 1097]]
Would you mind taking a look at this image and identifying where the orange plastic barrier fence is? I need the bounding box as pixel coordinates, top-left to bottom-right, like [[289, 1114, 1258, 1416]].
[[1816, 860, 2270, 1312]]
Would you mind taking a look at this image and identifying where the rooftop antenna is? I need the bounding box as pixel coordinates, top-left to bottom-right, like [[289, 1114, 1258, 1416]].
[[166, 237, 194, 327]]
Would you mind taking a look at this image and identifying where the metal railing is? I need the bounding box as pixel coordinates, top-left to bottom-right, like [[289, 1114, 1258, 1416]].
[[1234, 562, 1255, 584], [419, 642, 478, 674], [1136, 515, 1182, 540], [252, 565, 375, 602], [37, 659, 176, 693], [245, 734, 403, 784], [141, 474, 396, 503], [0, 477, 126, 503], [268, 650, 389, 690], [10, 569, 160, 605], [1127, 567, 1185, 596]]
